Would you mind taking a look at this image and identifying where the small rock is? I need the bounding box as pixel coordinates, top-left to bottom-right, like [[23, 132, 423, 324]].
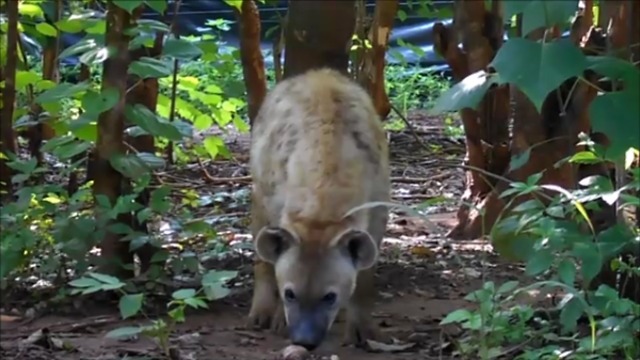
[[281, 345, 309, 360], [330, 355, 340, 360]]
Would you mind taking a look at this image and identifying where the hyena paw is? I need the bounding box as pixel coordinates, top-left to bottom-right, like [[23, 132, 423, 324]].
[[270, 303, 288, 337], [247, 296, 278, 329], [342, 319, 386, 347]]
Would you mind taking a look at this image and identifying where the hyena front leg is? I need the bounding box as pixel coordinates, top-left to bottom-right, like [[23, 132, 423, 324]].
[[247, 192, 286, 335]]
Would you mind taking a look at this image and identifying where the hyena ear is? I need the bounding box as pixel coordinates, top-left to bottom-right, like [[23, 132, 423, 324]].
[[254, 226, 298, 264], [335, 229, 378, 270]]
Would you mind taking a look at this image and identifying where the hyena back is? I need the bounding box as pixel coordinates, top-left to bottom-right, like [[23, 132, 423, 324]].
[[248, 68, 390, 350]]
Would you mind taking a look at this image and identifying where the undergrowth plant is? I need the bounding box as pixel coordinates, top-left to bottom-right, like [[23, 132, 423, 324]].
[[426, 1, 640, 359]]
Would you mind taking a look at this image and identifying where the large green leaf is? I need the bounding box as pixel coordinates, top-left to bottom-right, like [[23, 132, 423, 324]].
[[18, 3, 44, 18], [82, 88, 120, 116], [503, 0, 579, 37], [58, 36, 104, 60], [589, 89, 640, 159], [162, 38, 203, 60], [491, 38, 586, 112], [429, 70, 499, 115], [35, 23, 58, 37], [110, 153, 151, 179], [586, 56, 640, 90], [124, 104, 184, 141], [35, 82, 91, 104], [129, 57, 173, 79]]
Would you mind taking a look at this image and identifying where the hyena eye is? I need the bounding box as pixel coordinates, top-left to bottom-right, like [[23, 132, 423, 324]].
[[284, 288, 296, 302], [322, 292, 337, 305]]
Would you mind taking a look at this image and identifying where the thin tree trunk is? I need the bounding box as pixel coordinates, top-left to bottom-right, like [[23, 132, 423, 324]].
[[0, 0, 19, 203], [360, 0, 398, 119], [94, 1, 134, 277], [236, 0, 267, 126], [283, 0, 357, 79]]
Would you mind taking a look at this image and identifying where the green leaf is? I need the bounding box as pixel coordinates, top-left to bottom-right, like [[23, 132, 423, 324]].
[[35, 23, 58, 37], [18, 3, 44, 18], [571, 242, 602, 285], [79, 46, 113, 65], [172, 288, 197, 300], [69, 277, 102, 288], [589, 90, 640, 159], [557, 258, 576, 285], [429, 70, 498, 115], [58, 36, 103, 60], [569, 151, 602, 165], [106, 326, 144, 339], [35, 82, 91, 104], [136, 19, 171, 33], [82, 88, 120, 115], [558, 294, 583, 333], [525, 247, 554, 276], [54, 141, 92, 161], [119, 294, 144, 319], [89, 272, 123, 285], [145, 0, 168, 14], [397, 9, 407, 22], [491, 38, 587, 112], [202, 282, 231, 300], [509, 148, 531, 172], [496, 280, 519, 295], [150, 186, 171, 212], [110, 153, 151, 179], [113, 0, 144, 14], [203, 136, 224, 159], [15, 70, 41, 91], [129, 57, 173, 78], [136, 152, 166, 170], [503, 0, 579, 37], [440, 309, 473, 325], [124, 104, 183, 141], [586, 56, 640, 87], [162, 38, 203, 60], [223, 0, 242, 12], [202, 270, 238, 285]]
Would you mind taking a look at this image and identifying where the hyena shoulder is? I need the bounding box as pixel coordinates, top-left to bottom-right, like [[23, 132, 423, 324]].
[[250, 68, 390, 240]]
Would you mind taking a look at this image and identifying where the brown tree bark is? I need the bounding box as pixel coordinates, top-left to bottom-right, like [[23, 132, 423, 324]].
[[433, 0, 511, 239], [26, 0, 61, 167], [94, 1, 134, 278], [235, 0, 267, 126], [0, 0, 19, 203], [121, 5, 164, 275], [283, 0, 357, 79], [600, 0, 639, 303], [67, 64, 91, 195], [359, 0, 398, 119]]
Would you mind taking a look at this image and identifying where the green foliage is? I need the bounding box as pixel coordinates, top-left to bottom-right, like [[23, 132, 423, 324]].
[[1, 2, 247, 346], [426, 2, 640, 359]]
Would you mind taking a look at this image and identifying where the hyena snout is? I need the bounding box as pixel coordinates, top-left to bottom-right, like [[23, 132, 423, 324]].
[[288, 312, 329, 350]]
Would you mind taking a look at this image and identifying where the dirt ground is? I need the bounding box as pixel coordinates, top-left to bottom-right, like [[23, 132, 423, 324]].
[[0, 114, 536, 359]]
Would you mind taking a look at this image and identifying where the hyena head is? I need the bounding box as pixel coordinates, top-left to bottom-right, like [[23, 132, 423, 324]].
[[254, 225, 378, 350]]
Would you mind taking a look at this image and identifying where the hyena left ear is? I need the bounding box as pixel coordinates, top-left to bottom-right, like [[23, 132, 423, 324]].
[[335, 229, 378, 270], [254, 226, 298, 264]]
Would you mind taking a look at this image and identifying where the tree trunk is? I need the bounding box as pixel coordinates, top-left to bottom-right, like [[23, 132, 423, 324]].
[[359, 0, 398, 119], [283, 0, 357, 79], [94, 1, 134, 278], [433, 0, 511, 239], [236, 0, 267, 126], [27, 0, 61, 167], [0, 0, 19, 203]]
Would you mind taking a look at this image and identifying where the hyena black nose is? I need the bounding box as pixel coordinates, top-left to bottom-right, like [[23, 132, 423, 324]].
[[290, 322, 325, 351]]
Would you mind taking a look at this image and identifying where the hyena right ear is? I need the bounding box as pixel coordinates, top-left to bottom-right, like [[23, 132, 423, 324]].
[[254, 226, 298, 264]]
